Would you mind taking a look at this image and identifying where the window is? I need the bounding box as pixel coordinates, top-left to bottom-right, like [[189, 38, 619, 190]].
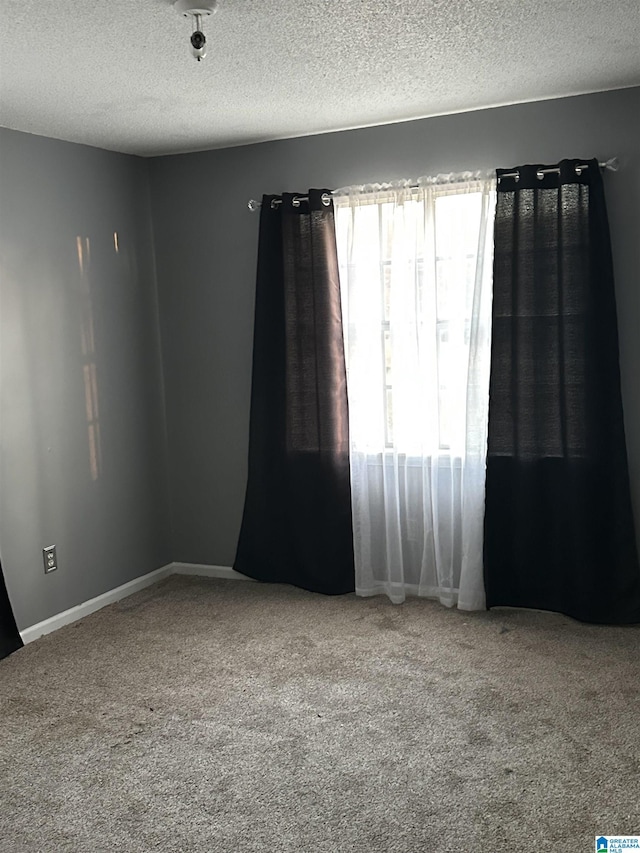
[[335, 183, 493, 456]]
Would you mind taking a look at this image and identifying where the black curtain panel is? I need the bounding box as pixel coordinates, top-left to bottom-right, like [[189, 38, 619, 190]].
[[484, 158, 640, 624], [234, 190, 355, 595], [1, 558, 22, 660]]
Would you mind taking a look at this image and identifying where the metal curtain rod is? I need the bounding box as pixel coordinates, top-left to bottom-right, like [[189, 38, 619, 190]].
[[500, 157, 617, 180], [247, 158, 618, 211]]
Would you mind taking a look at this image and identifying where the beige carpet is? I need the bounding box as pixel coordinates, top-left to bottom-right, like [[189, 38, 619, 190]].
[[1, 575, 639, 852]]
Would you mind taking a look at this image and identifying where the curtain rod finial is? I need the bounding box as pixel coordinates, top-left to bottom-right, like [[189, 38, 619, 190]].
[[248, 199, 261, 212]]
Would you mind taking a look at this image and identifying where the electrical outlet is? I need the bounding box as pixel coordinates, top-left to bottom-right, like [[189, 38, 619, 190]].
[[43, 545, 57, 574]]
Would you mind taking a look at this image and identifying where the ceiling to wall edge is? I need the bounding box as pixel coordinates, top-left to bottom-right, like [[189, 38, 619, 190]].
[[1, 83, 638, 160]]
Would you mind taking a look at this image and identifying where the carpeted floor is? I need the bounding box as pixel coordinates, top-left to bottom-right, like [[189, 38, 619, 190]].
[[1, 575, 639, 852]]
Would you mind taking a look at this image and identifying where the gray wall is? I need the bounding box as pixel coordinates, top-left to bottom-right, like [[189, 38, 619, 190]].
[[0, 128, 171, 629], [3, 87, 638, 625], [149, 86, 640, 567]]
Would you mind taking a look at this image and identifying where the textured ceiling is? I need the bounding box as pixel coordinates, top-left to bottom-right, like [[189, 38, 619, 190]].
[[0, 0, 639, 157]]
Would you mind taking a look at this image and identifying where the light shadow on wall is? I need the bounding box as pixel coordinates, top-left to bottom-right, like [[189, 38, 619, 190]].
[[77, 235, 102, 482]]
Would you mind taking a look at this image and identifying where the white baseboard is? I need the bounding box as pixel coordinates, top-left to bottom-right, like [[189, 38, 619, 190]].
[[20, 564, 174, 645], [171, 562, 252, 581], [19, 562, 250, 645]]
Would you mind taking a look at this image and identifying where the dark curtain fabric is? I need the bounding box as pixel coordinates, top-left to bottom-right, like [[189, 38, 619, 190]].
[[234, 190, 355, 595], [1, 558, 22, 660], [484, 158, 640, 624]]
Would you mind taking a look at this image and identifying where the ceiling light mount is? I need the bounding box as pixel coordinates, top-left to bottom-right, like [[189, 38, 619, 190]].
[[173, 0, 219, 62]]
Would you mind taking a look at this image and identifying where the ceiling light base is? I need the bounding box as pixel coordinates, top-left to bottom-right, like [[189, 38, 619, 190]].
[[173, 0, 218, 18]]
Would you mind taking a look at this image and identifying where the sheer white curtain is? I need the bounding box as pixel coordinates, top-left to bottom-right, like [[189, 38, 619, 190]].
[[334, 175, 496, 609]]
